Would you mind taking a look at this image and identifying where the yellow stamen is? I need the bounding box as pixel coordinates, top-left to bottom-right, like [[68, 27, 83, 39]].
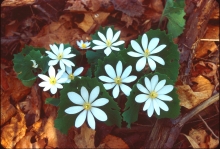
[[57, 53, 63, 60], [144, 49, 150, 57], [114, 77, 122, 85], [106, 40, 112, 47], [68, 73, 74, 80], [83, 102, 91, 110], [149, 91, 158, 99], [81, 43, 87, 49], [49, 77, 57, 85]]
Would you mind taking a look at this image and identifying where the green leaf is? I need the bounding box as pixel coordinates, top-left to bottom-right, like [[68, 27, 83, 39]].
[[13, 46, 49, 87], [123, 72, 180, 127], [160, 0, 185, 38], [55, 77, 122, 134], [119, 29, 180, 82], [45, 98, 60, 106]]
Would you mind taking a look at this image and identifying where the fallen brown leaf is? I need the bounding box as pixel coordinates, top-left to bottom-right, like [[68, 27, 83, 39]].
[[102, 134, 129, 148], [189, 128, 207, 145], [181, 133, 200, 148], [1, 0, 35, 7], [206, 134, 219, 148]]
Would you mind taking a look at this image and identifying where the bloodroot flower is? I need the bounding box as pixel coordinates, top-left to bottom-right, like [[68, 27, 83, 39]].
[[65, 86, 109, 129], [135, 75, 173, 117], [77, 40, 91, 49], [92, 27, 125, 56], [127, 34, 166, 71]]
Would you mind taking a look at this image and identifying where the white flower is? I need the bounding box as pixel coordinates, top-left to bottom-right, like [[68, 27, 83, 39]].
[[46, 43, 76, 71], [92, 28, 125, 56], [135, 75, 174, 117], [38, 66, 67, 94], [99, 61, 137, 98], [127, 34, 166, 71], [30, 60, 38, 68], [77, 40, 91, 49], [60, 66, 84, 83], [65, 86, 109, 129]]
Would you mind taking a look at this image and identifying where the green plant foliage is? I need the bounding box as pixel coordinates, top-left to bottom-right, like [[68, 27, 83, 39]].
[[13, 45, 49, 87], [45, 98, 60, 106], [123, 72, 180, 127], [54, 77, 122, 134], [160, 0, 185, 38], [119, 29, 180, 81]]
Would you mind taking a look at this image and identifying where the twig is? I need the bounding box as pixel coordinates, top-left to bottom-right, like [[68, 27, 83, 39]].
[[198, 114, 219, 139], [200, 39, 219, 41]]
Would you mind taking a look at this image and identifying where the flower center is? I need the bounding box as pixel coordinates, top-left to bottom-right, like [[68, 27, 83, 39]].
[[49, 77, 57, 85], [57, 53, 63, 60], [114, 77, 122, 85], [83, 102, 91, 110], [81, 43, 87, 49], [149, 91, 158, 99], [144, 49, 150, 57], [106, 40, 112, 47], [68, 73, 74, 80]]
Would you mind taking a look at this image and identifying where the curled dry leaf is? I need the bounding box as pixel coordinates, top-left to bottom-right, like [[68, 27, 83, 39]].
[[181, 133, 200, 148], [189, 128, 207, 145], [74, 123, 96, 148], [177, 75, 214, 109], [1, 109, 27, 148], [76, 13, 95, 33], [101, 134, 129, 148], [206, 134, 219, 148], [1, 0, 35, 7]]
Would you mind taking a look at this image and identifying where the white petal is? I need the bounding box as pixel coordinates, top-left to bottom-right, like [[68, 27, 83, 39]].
[[106, 28, 113, 40], [111, 46, 120, 51], [103, 83, 116, 90], [127, 51, 143, 57], [75, 110, 87, 128], [136, 57, 146, 72], [151, 75, 159, 90], [67, 92, 84, 105], [59, 61, 65, 71], [76, 41, 81, 47], [122, 76, 137, 83], [147, 102, 154, 117], [149, 56, 165, 65], [153, 99, 160, 115], [99, 76, 114, 83], [104, 47, 112, 56], [135, 94, 148, 103], [148, 57, 156, 71], [142, 34, 148, 50], [81, 86, 89, 102], [148, 38, 159, 52], [65, 106, 84, 114], [61, 59, 75, 67], [73, 67, 84, 76], [56, 69, 64, 79], [42, 84, 52, 91], [144, 77, 152, 92], [91, 107, 107, 121], [157, 95, 173, 101], [154, 80, 166, 92], [112, 40, 124, 46], [121, 66, 132, 79], [156, 99, 169, 111], [87, 111, 95, 129], [98, 32, 107, 42], [150, 44, 166, 54], [39, 81, 49, 87], [137, 84, 149, 94], [89, 86, 100, 103], [38, 74, 49, 82], [92, 45, 107, 50], [92, 40, 106, 46], [46, 51, 57, 59], [131, 40, 144, 54], [105, 64, 116, 79], [48, 60, 59, 66], [49, 44, 59, 55], [57, 78, 68, 83], [112, 85, 120, 98], [157, 85, 174, 94], [116, 61, 123, 77], [63, 53, 75, 59], [66, 66, 72, 74], [50, 86, 57, 94], [112, 31, 121, 43], [55, 83, 63, 89], [62, 47, 71, 56], [92, 98, 109, 106], [120, 84, 131, 96], [48, 66, 55, 77], [59, 43, 64, 53], [143, 99, 151, 111]]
